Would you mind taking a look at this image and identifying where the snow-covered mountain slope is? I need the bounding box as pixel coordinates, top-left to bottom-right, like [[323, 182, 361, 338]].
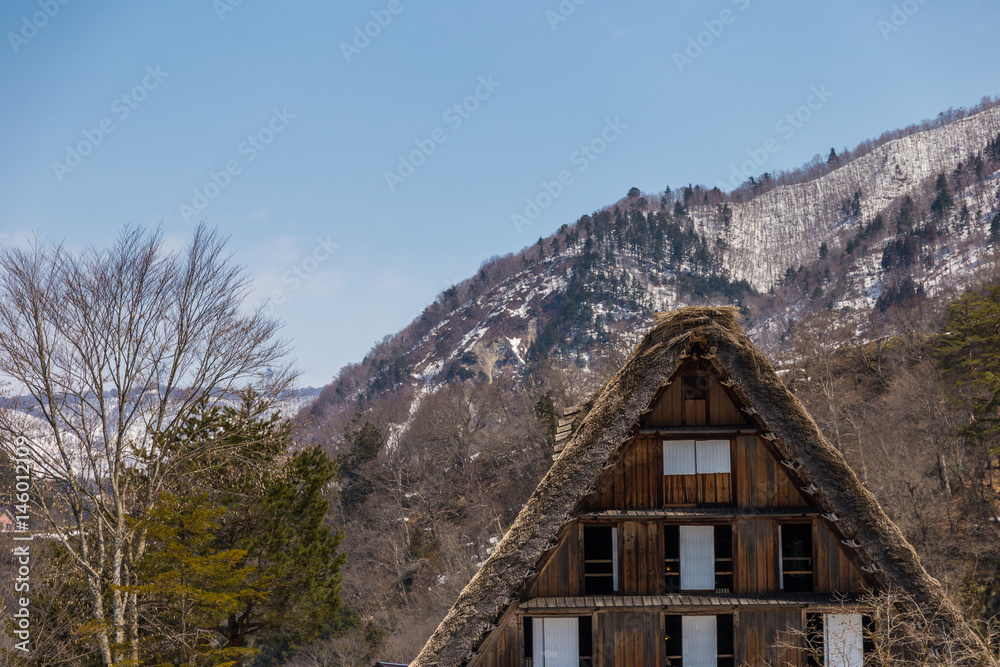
[[260, 102, 1000, 433], [698, 106, 1000, 289]]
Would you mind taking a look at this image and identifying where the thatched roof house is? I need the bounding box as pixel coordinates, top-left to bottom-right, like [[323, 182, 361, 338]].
[[411, 306, 986, 667]]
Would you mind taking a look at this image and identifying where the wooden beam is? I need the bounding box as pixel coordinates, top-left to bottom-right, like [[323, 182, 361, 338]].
[[579, 508, 821, 520], [638, 426, 760, 436]]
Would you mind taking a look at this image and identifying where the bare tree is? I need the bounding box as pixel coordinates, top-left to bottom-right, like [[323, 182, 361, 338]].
[[0, 224, 294, 666], [772, 589, 998, 666]]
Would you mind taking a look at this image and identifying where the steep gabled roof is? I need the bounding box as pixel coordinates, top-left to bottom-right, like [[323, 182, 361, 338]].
[[411, 306, 977, 667]]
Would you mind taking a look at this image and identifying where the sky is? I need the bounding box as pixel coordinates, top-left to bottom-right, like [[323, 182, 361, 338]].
[[1, 0, 998, 387]]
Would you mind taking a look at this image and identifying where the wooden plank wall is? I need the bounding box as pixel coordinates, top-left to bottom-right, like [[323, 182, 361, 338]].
[[734, 436, 810, 508], [620, 521, 662, 595], [813, 520, 863, 594], [735, 518, 778, 593], [595, 612, 661, 667], [470, 607, 520, 667], [524, 524, 580, 597], [644, 370, 748, 427], [663, 471, 731, 506], [580, 437, 662, 511], [738, 610, 803, 667]]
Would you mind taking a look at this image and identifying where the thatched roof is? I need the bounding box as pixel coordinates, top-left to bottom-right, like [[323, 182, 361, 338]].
[[411, 306, 981, 667]]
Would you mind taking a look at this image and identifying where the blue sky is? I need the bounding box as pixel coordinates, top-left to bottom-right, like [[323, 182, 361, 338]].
[[1, 0, 997, 386]]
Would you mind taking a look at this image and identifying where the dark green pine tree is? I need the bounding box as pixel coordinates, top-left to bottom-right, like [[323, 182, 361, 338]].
[[930, 173, 955, 220], [165, 396, 349, 658], [827, 147, 838, 165], [338, 416, 387, 516], [935, 286, 1000, 449]]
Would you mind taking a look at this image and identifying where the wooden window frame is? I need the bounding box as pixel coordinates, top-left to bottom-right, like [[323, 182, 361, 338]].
[[664, 521, 735, 594], [582, 524, 618, 595], [778, 521, 815, 593], [663, 613, 734, 667]]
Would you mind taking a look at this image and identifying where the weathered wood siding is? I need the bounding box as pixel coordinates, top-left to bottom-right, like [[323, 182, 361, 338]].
[[595, 613, 661, 667], [620, 521, 662, 595], [734, 435, 810, 508], [663, 469, 732, 506], [735, 518, 779, 594], [814, 519, 864, 594], [739, 609, 804, 666], [524, 523, 580, 597], [643, 370, 749, 427], [469, 606, 520, 667], [580, 436, 663, 511], [733, 517, 864, 594]]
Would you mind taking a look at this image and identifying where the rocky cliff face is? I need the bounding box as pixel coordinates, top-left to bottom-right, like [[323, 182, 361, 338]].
[[698, 106, 1000, 289]]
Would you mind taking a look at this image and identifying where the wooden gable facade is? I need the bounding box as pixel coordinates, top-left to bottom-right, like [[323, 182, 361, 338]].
[[412, 308, 976, 667], [472, 360, 871, 667]]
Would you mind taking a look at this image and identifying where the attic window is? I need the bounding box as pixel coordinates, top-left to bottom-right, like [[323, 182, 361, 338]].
[[663, 440, 731, 475], [779, 523, 814, 592], [583, 526, 618, 594]]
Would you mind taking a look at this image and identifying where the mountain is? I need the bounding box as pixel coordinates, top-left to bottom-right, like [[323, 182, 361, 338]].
[[302, 99, 1000, 433], [289, 98, 1000, 663]]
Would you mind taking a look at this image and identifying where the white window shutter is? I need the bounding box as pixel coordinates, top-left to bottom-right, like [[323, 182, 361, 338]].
[[533, 618, 579, 667], [664, 440, 696, 475], [824, 614, 863, 667], [682, 615, 717, 667], [680, 526, 715, 590], [695, 440, 731, 473]]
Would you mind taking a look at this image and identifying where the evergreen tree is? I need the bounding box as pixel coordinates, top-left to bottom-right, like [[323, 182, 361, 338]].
[[827, 147, 838, 165], [683, 184, 694, 204], [897, 196, 917, 233], [163, 397, 348, 660], [339, 417, 387, 516], [128, 493, 263, 666], [661, 186, 674, 210], [930, 173, 955, 220], [819, 242, 828, 259], [936, 286, 1000, 446]]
